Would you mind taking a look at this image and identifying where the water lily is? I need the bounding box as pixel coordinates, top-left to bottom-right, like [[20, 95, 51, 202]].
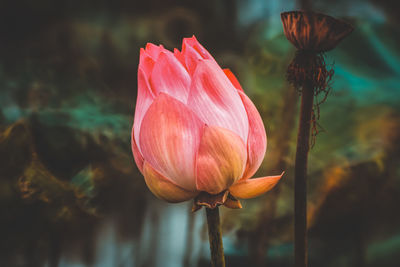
[[131, 36, 283, 209]]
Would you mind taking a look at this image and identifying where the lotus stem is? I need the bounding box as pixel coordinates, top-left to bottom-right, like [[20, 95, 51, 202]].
[[294, 80, 314, 267], [205, 207, 225, 267]]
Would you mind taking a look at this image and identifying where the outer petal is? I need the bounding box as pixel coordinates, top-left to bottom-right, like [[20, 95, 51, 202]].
[[139, 48, 155, 79], [181, 43, 202, 75], [187, 60, 249, 142], [131, 127, 144, 173], [224, 197, 242, 209], [145, 43, 164, 59], [238, 90, 267, 180], [133, 68, 155, 151], [150, 51, 191, 103], [139, 93, 204, 191], [143, 161, 198, 203], [223, 68, 244, 92], [229, 172, 284, 199], [196, 126, 247, 194], [174, 48, 185, 66], [182, 36, 215, 61]]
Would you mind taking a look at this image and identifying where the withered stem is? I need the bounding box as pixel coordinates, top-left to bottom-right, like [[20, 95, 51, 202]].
[[294, 80, 314, 267], [205, 207, 225, 267]]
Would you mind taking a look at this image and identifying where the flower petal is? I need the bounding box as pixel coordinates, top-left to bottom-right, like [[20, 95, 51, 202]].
[[143, 161, 198, 203], [223, 68, 244, 92], [238, 90, 267, 180], [174, 48, 185, 66], [139, 93, 204, 191], [139, 48, 155, 79], [131, 126, 144, 173], [224, 196, 242, 209], [229, 172, 284, 199], [196, 126, 247, 194], [181, 42, 202, 75], [187, 60, 249, 142], [145, 43, 164, 59], [133, 68, 155, 151], [150, 51, 191, 103], [183, 36, 214, 60]]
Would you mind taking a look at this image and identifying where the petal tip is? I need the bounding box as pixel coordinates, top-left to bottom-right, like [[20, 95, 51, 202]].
[[223, 68, 244, 92], [224, 194, 243, 209], [229, 172, 283, 199]]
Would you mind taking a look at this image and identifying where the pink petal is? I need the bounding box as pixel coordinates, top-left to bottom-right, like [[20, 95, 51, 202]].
[[181, 43, 202, 75], [223, 68, 244, 92], [174, 48, 185, 66], [183, 36, 214, 60], [187, 59, 249, 142], [145, 43, 164, 60], [237, 90, 267, 180], [133, 68, 155, 152], [229, 172, 284, 199], [150, 51, 191, 103], [196, 126, 247, 194], [139, 48, 156, 80], [139, 93, 204, 191], [143, 161, 198, 203], [131, 126, 144, 173]]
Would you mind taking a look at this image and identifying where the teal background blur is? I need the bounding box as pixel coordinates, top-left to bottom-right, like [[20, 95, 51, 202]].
[[0, 0, 399, 266]]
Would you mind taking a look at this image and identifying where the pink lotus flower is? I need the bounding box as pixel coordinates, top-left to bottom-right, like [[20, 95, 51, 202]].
[[131, 36, 283, 208]]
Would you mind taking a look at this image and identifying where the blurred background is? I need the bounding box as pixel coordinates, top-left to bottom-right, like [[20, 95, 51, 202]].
[[0, 0, 399, 266]]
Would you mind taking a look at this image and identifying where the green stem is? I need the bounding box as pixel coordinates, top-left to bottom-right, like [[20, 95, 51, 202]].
[[205, 207, 225, 267], [294, 81, 314, 267]]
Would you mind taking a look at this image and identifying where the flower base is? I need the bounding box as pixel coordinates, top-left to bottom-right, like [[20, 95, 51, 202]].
[[192, 191, 242, 212]]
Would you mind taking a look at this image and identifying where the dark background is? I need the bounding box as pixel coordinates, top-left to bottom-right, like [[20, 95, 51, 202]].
[[0, 0, 399, 266]]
